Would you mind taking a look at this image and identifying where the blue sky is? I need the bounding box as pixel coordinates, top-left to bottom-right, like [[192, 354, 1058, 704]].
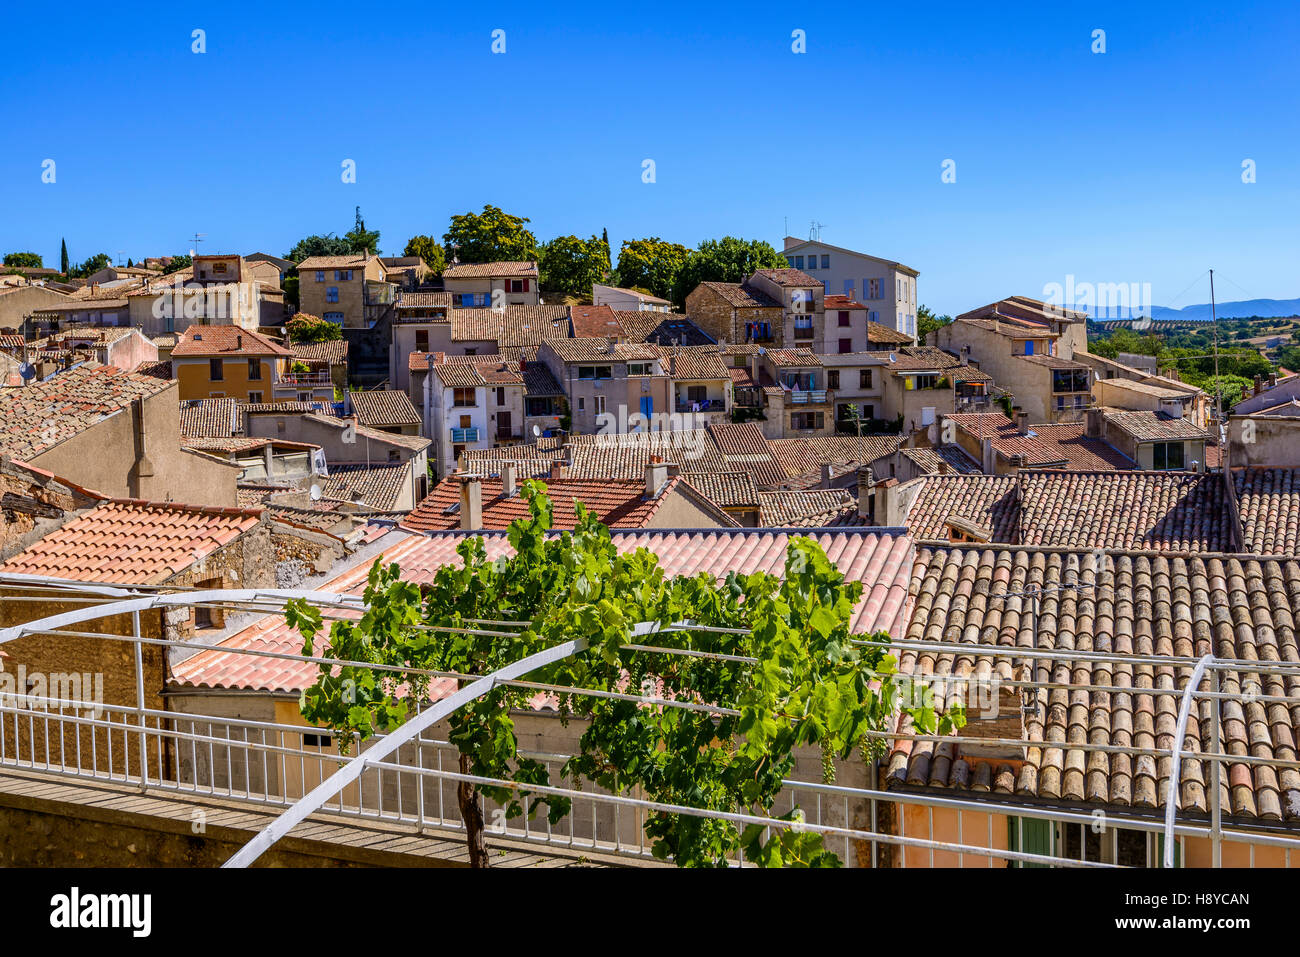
[[1, 0, 1296, 315]]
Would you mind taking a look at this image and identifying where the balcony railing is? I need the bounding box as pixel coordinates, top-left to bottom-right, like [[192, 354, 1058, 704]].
[[451, 427, 480, 443], [675, 398, 726, 413], [2, 582, 1298, 870], [789, 390, 828, 404], [278, 372, 331, 387]]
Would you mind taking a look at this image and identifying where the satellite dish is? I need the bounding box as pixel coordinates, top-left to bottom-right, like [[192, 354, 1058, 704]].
[[309, 483, 322, 501], [532, 424, 541, 438], [19, 363, 36, 381]]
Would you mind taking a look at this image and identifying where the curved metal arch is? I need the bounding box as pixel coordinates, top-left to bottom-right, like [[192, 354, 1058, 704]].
[[1164, 654, 1217, 868], [223, 633, 590, 867], [0, 586, 365, 648]]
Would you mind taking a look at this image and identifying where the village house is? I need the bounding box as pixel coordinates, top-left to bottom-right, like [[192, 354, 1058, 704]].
[[441, 261, 540, 308], [592, 283, 672, 313], [0, 497, 273, 777], [684, 280, 783, 348], [0, 364, 239, 506], [243, 409, 431, 508], [421, 354, 533, 477], [388, 291, 452, 391], [822, 294, 916, 352], [536, 338, 671, 436], [936, 297, 1094, 422], [126, 254, 286, 336], [296, 253, 389, 329], [170, 325, 305, 403], [781, 236, 920, 339]]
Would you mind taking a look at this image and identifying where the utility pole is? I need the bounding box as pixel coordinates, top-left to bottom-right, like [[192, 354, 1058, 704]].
[[1210, 269, 1222, 422]]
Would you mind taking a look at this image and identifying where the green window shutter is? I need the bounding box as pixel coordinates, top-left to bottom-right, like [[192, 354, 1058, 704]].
[[1007, 816, 1055, 867], [1156, 834, 1183, 868]]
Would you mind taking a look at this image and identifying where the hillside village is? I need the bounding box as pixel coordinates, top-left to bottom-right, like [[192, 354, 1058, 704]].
[[1, 221, 1299, 869]]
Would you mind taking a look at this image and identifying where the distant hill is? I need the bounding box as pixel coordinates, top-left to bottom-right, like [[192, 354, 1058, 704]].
[[1085, 298, 1300, 322]]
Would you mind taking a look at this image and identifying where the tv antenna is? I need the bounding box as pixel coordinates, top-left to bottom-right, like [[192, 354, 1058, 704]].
[[190, 233, 206, 257], [808, 221, 827, 241]]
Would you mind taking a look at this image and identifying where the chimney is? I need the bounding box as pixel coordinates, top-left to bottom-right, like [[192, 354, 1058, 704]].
[[459, 476, 483, 531], [873, 478, 905, 526], [1085, 407, 1104, 439], [857, 466, 873, 519], [961, 345, 970, 366], [645, 459, 669, 498], [1254, 375, 1263, 396], [820, 463, 834, 488], [981, 436, 997, 474], [1016, 410, 1028, 435], [549, 459, 569, 479], [956, 669, 1029, 762], [938, 460, 950, 475], [501, 462, 518, 497], [1269, 372, 1278, 388]]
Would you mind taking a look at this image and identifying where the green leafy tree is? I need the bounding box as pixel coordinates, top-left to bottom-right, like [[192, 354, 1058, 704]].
[[538, 234, 610, 299], [286, 313, 342, 343], [442, 205, 537, 264], [402, 235, 446, 274], [59, 238, 69, 275], [71, 253, 111, 278], [613, 238, 691, 302], [285, 484, 959, 868], [917, 305, 951, 345], [163, 254, 192, 275], [3, 252, 42, 269], [344, 206, 381, 255], [671, 237, 789, 306], [285, 234, 354, 264]]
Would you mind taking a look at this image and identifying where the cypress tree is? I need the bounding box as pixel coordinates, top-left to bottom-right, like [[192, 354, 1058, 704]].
[[60, 238, 69, 274]]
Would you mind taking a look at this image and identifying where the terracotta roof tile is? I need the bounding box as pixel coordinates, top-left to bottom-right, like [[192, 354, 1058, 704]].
[[442, 260, 538, 279], [680, 470, 759, 508], [0, 364, 173, 460], [170, 527, 916, 693], [290, 340, 348, 365], [348, 390, 422, 428], [0, 499, 262, 584], [401, 475, 688, 532], [569, 304, 624, 339], [450, 305, 570, 347], [1234, 468, 1300, 556], [180, 397, 240, 438], [171, 324, 292, 358], [889, 544, 1300, 820]]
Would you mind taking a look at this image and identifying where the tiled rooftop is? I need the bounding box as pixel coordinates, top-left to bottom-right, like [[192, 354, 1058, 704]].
[[171, 325, 292, 358], [319, 463, 412, 512], [170, 526, 916, 693], [904, 470, 1237, 553], [442, 260, 539, 279], [348, 390, 422, 428], [289, 340, 348, 365], [449, 305, 571, 347], [400, 475, 689, 532], [694, 282, 780, 309], [889, 543, 1300, 821], [180, 397, 240, 438], [0, 499, 262, 584], [0, 364, 174, 460], [569, 304, 624, 339], [1233, 468, 1300, 556]]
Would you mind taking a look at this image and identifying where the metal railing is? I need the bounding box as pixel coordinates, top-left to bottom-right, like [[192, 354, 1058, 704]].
[[1, 579, 1299, 869], [789, 389, 828, 404]]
